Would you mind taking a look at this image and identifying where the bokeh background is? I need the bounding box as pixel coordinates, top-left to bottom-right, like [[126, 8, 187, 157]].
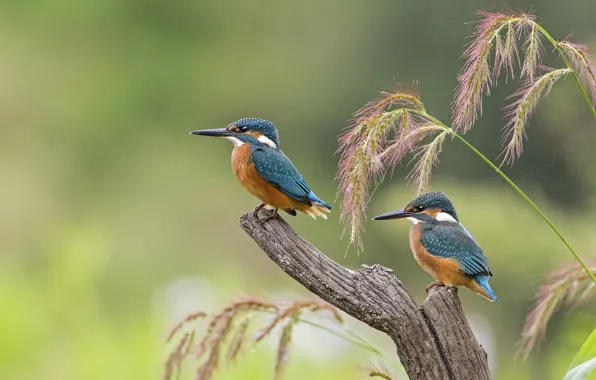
[[2, 0, 596, 379]]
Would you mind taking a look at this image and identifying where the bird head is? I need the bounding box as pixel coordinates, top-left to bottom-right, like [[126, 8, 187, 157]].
[[190, 118, 280, 148], [373, 191, 458, 224]]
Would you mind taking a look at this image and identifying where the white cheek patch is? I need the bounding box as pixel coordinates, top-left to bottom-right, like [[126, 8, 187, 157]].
[[257, 135, 277, 148], [435, 211, 458, 223], [225, 136, 245, 147], [406, 217, 420, 225]]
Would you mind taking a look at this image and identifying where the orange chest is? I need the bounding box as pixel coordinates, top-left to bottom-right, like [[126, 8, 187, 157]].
[[409, 224, 430, 269], [229, 145, 296, 209], [231, 144, 252, 178], [409, 224, 466, 285], [231, 145, 266, 197]]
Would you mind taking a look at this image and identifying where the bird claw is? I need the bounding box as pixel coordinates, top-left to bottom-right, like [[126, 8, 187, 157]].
[[253, 203, 265, 217], [257, 209, 278, 224], [425, 281, 445, 293]]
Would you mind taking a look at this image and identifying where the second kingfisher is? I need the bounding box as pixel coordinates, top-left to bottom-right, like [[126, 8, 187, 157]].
[[373, 191, 497, 302], [191, 118, 331, 222]]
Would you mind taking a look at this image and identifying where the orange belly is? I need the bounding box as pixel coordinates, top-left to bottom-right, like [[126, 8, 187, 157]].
[[409, 224, 493, 300], [409, 224, 470, 287], [231, 145, 304, 210]]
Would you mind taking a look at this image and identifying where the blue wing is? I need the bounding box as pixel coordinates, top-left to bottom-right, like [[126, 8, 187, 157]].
[[250, 145, 312, 204], [458, 222, 477, 242], [419, 222, 491, 277]]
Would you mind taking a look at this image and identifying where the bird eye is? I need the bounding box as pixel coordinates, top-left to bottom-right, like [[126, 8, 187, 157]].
[[415, 206, 424, 212], [228, 126, 247, 133]]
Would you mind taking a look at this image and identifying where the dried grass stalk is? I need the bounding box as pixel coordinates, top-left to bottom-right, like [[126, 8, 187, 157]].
[[164, 298, 345, 380]]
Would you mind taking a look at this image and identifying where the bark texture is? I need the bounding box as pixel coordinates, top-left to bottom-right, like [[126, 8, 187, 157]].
[[240, 210, 491, 380]]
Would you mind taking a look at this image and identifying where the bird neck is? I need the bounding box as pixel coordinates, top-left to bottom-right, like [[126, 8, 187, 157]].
[[413, 213, 436, 224]]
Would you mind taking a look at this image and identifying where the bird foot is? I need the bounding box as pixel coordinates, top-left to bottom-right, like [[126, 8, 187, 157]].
[[425, 281, 445, 293], [258, 209, 278, 224], [253, 203, 265, 217]]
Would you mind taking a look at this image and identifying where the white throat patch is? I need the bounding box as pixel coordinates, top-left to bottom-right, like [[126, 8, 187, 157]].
[[435, 212, 458, 223], [258, 135, 277, 148], [224, 136, 245, 147], [406, 217, 420, 225]]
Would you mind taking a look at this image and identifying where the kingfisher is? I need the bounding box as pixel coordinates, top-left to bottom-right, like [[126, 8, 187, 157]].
[[190, 118, 332, 222], [373, 191, 497, 302]]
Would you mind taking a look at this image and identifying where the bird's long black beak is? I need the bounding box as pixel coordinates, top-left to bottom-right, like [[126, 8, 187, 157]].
[[189, 128, 232, 137], [373, 209, 414, 221]]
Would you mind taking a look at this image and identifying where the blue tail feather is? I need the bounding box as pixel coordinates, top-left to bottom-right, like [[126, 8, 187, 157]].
[[474, 275, 498, 302], [308, 192, 332, 210]]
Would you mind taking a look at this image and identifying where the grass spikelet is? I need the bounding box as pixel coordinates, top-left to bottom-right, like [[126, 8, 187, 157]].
[[195, 309, 235, 379], [521, 21, 543, 80], [163, 332, 192, 380], [408, 130, 448, 195], [273, 321, 294, 380], [518, 262, 596, 358], [226, 317, 250, 363], [167, 312, 207, 343], [502, 22, 520, 80], [195, 344, 220, 380], [452, 11, 529, 132], [503, 67, 570, 164], [557, 41, 596, 102]]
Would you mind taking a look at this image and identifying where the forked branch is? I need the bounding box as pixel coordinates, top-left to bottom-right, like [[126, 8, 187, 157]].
[[240, 210, 491, 380]]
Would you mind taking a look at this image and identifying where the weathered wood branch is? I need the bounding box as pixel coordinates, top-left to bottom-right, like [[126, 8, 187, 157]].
[[240, 210, 491, 380]]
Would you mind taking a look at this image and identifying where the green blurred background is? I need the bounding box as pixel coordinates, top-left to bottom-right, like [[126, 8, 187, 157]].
[[2, 0, 596, 379]]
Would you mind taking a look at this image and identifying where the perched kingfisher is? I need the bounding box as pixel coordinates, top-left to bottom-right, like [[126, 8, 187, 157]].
[[190, 118, 332, 222], [373, 191, 497, 302]]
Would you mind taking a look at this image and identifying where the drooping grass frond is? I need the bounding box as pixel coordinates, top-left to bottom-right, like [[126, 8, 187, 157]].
[[194, 300, 276, 380], [335, 85, 458, 250], [557, 41, 596, 102], [274, 321, 294, 380], [163, 298, 277, 380], [163, 331, 194, 380], [379, 109, 416, 169], [503, 67, 570, 164], [521, 21, 543, 80], [163, 298, 353, 380], [337, 86, 430, 250], [338, 87, 424, 150], [226, 317, 250, 362], [452, 11, 530, 132], [518, 262, 596, 358], [407, 130, 448, 195], [164, 312, 206, 380], [167, 312, 207, 343]]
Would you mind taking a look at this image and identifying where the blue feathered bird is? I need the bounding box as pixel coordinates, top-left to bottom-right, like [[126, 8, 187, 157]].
[[191, 118, 331, 222], [373, 191, 497, 302]]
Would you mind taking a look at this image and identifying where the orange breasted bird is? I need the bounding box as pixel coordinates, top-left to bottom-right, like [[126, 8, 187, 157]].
[[190, 118, 332, 222], [373, 191, 497, 302]]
